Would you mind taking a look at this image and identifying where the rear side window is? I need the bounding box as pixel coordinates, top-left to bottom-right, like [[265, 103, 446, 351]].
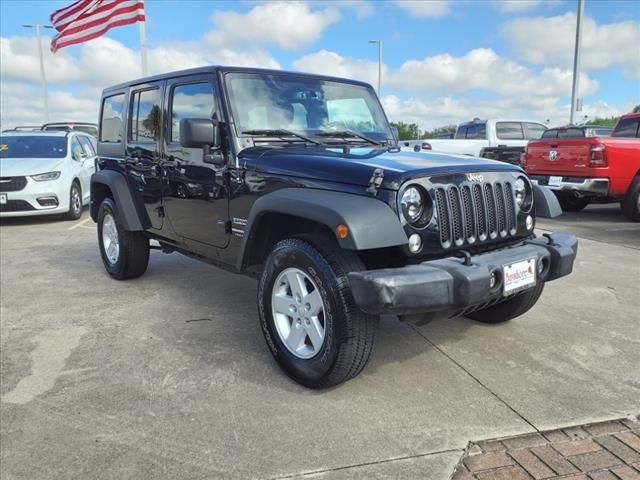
[[463, 123, 486, 139], [557, 128, 584, 139], [170, 82, 216, 143], [542, 129, 558, 139], [130, 88, 161, 143], [524, 123, 546, 140], [100, 94, 125, 142], [496, 122, 524, 140], [612, 117, 640, 138]]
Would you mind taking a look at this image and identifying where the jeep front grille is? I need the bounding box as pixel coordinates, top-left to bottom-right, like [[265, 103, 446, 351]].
[[433, 181, 517, 249], [0, 177, 27, 192]]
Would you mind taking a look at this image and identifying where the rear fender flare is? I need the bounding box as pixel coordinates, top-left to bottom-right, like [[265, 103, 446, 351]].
[[90, 170, 150, 230]]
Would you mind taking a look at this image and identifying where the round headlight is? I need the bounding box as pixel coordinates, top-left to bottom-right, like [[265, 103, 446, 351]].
[[514, 176, 533, 212], [401, 186, 424, 222]]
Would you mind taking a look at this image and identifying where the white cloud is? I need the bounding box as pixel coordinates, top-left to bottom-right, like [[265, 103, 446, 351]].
[[382, 94, 629, 131], [492, 1, 544, 13], [207, 2, 340, 50], [293, 49, 384, 87], [503, 13, 640, 78], [334, 0, 375, 19], [393, 0, 450, 18], [389, 48, 599, 98], [294, 48, 598, 100]]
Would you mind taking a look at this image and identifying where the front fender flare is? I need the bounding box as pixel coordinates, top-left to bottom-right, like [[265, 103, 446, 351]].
[[90, 170, 150, 230], [238, 188, 408, 269], [533, 184, 562, 218]]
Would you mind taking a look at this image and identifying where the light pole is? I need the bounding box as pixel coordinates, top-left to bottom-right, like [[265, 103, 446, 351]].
[[368, 39, 382, 98], [22, 24, 54, 123], [569, 0, 584, 125]]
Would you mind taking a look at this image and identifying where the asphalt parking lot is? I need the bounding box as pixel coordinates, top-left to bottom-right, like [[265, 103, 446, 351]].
[[1, 203, 639, 480]]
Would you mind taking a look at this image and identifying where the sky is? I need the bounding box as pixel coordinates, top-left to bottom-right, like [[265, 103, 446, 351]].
[[0, 0, 639, 131]]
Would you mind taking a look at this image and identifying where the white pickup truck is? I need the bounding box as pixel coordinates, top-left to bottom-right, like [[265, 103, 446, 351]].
[[401, 119, 548, 164]]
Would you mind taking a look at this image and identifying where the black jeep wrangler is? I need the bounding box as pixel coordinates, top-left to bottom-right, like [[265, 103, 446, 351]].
[[91, 66, 577, 388]]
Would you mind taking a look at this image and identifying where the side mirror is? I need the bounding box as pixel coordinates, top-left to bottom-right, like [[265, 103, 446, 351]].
[[179, 118, 220, 150]]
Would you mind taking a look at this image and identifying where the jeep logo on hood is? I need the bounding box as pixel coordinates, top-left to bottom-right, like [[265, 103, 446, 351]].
[[466, 173, 484, 182]]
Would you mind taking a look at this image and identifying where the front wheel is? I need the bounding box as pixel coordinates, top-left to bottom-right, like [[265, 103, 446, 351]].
[[258, 236, 378, 389], [97, 197, 149, 280], [466, 282, 545, 324], [621, 177, 640, 222], [62, 182, 82, 220], [556, 193, 590, 212]]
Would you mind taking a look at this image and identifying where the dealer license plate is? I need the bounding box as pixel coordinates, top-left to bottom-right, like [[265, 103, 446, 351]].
[[0, 193, 7, 205], [503, 258, 536, 295], [548, 175, 563, 187]]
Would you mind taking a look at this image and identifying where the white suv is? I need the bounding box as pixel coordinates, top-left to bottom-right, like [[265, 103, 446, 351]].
[[0, 131, 97, 219]]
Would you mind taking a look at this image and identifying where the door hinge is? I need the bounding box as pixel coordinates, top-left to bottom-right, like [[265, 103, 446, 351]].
[[218, 219, 232, 234], [157, 206, 165, 218]]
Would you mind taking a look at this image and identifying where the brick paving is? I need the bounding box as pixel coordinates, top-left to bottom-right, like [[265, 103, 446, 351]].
[[452, 416, 640, 480]]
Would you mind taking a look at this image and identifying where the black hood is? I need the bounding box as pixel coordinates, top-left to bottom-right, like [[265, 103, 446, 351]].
[[238, 146, 522, 190]]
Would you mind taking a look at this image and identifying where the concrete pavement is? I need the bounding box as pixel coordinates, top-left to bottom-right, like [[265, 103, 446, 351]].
[[1, 203, 638, 479]]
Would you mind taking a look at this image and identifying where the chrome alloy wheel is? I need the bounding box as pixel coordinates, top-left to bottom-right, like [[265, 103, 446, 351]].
[[102, 213, 120, 265], [271, 267, 326, 359], [71, 185, 81, 215]]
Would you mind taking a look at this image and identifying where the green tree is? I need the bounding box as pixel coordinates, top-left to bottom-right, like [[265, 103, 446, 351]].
[[633, 105, 640, 113], [585, 116, 620, 127], [390, 121, 420, 140]]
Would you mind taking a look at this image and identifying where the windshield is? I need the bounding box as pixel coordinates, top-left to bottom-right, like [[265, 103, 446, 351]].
[[0, 136, 67, 158], [225, 72, 392, 143]]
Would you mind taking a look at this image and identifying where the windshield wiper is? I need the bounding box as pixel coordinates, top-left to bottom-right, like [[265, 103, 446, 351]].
[[315, 130, 383, 146], [242, 129, 324, 146]]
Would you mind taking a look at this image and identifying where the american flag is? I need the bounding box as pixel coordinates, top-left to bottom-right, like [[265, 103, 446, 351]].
[[50, 0, 145, 52]]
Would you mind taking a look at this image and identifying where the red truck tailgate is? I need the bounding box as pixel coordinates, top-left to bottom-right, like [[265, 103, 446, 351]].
[[526, 138, 593, 174]]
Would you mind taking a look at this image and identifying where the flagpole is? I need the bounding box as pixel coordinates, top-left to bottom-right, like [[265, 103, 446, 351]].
[[569, 0, 584, 125], [23, 24, 54, 123], [139, 20, 148, 76]]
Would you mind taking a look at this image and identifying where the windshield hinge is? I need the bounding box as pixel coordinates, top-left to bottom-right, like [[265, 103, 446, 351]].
[[366, 168, 384, 196]]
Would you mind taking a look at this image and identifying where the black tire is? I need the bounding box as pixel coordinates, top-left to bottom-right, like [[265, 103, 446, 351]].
[[97, 197, 149, 280], [466, 282, 545, 324], [556, 193, 590, 212], [257, 235, 378, 389], [621, 177, 640, 222], [62, 181, 83, 220]]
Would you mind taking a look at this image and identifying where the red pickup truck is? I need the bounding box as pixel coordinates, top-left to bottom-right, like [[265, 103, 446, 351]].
[[523, 113, 640, 221]]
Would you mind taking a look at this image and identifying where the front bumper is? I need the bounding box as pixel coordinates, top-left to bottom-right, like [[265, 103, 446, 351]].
[[0, 178, 68, 217], [529, 176, 609, 197], [348, 232, 577, 316]]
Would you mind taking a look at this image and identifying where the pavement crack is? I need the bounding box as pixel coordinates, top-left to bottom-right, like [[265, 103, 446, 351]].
[[268, 448, 462, 479], [410, 325, 539, 434]]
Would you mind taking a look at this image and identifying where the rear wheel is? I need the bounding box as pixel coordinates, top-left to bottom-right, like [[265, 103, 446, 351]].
[[556, 193, 590, 212], [621, 177, 640, 222], [97, 197, 149, 280], [62, 181, 82, 220], [466, 282, 545, 324], [258, 235, 378, 389]]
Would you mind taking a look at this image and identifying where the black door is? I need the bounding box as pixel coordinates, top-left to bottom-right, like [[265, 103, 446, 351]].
[[126, 81, 164, 230], [162, 75, 229, 248]]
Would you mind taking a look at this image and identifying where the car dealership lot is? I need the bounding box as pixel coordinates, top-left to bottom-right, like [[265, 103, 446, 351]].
[[1, 205, 638, 479]]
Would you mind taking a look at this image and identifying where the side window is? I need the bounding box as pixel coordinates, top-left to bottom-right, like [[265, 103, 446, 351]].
[[558, 128, 584, 139], [130, 88, 161, 143], [78, 136, 95, 156], [496, 122, 524, 140], [170, 82, 216, 143], [70, 137, 85, 161], [455, 127, 467, 139], [100, 94, 125, 142], [541, 129, 558, 139], [612, 117, 640, 138], [464, 123, 487, 139], [524, 123, 546, 140]]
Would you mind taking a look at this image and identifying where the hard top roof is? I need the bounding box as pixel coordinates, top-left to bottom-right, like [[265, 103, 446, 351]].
[[102, 65, 373, 94]]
